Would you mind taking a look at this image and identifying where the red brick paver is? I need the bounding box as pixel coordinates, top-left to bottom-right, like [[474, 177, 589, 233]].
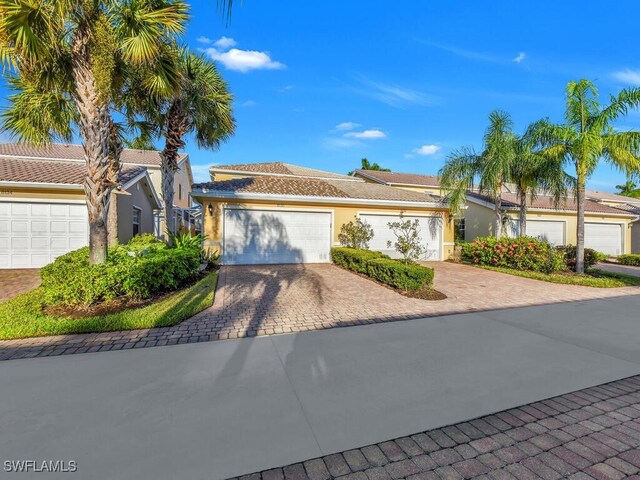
[[0, 269, 41, 302], [234, 375, 640, 480], [596, 262, 640, 278], [0, 262, 638, 360]]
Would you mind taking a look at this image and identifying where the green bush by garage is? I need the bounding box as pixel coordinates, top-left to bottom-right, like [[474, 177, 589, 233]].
[[617, 254, 640, 266], [331, 247, 434, 291]]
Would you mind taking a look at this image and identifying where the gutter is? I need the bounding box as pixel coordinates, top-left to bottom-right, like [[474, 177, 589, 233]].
[[0, 181, 82, 190]]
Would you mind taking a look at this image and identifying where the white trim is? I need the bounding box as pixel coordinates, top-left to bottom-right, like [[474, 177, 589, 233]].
[[0, 197, 85, 204], [210, 167, 362, 182], [193, 189, 444, 208], [0, 181, 82, 190], [221, 205, 334, 264], [352, 171, 388, 184]]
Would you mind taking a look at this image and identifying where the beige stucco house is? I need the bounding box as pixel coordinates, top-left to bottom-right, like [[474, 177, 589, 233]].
[[0, 143, 195, 268], [584, 190, 640, 254], [192, 162, 455, 265]]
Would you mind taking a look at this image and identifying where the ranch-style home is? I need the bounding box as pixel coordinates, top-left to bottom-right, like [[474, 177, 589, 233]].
[[0, 143, 195, 269], [464, 191, 637, 257], [192, 162, 455, 265]]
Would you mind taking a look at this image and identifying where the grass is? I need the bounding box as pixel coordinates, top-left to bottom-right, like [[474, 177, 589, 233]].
[[476, 265, 640, 288], [0, 271, 218, 341]]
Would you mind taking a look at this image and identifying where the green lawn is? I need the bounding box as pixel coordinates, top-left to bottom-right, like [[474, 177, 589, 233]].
[[476, 265, 640, 288], [0, 271, 217, 341]]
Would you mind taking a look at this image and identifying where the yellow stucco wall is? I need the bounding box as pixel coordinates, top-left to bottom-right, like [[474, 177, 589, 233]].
[[198, 198, 455, 260], [465, 201, 635, 254], [388, 185, 445, 196], [0, 186, 85, 201]]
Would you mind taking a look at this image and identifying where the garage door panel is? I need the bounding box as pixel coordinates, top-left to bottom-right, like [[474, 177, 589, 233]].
[[0, 202, 88, 268], [507, 220, 565, 246], [585, 223, 622, 256], [360, 214, 442, 260], [223, 209, 331, 265]]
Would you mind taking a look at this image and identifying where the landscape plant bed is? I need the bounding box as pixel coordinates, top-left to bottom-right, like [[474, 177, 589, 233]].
[[0, 271, 218, 341], [472, 264, 640, 288]]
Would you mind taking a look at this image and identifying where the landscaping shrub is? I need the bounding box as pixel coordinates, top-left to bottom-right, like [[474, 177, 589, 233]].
[[41, 237, 201, 306], [330, 247, 433, 291], [460, 236, 566, 273], [338, 218, 374, 249], [618, 254, 640, 266], [555, 245, 600, 271]]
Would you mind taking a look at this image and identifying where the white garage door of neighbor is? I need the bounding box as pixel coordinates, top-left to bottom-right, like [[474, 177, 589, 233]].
[[0, 202, 89, 269], [359, 214, 442, 260], [508, 219, 565, 246], [223, 209, 332, 265], [585, 223, 623, 257]]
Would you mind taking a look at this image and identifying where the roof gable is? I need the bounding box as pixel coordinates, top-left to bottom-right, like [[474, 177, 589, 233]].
[[355, 169, 441, 187], [211, 161, 358, 181]]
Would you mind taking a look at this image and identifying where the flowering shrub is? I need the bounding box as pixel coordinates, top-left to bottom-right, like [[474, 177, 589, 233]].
[[555, 245, 601, 271], [460, 236, 566, 273]]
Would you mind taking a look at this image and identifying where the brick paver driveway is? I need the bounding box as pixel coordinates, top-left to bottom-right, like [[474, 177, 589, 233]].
[[0, 269, 41, 302], [0, 262, 639, 360], [239, 375, 640, 480], [596, 262, 640, 278]]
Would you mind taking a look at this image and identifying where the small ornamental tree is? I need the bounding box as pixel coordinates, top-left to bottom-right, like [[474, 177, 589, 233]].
[[338, 218, 374, 249], [386, 213, 427, 264]]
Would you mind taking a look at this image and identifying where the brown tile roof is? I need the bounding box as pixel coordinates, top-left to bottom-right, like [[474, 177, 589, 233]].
[[585, 189, 640, 205], [611, 203, 640, 215], [212, 161, 357, 181], [0, 143, 187, 166], [194, 175, 442, 204], [467, 191, 635, 216], [355, 169, 441, 187], [0, 157, 146, 186]]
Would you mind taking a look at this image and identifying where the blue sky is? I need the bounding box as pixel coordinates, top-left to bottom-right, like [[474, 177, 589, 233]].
[[5, 1, 640, 192]]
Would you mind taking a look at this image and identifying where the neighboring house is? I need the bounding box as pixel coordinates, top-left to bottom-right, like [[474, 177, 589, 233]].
[[0, 155, 160, 268], [465, 192, 637, 256], [193, 162, 455, 265], [585, 190, 640, 254], [352, 169, 444, 196]]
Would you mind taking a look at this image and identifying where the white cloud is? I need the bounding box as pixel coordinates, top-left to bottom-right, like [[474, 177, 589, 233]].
[[513, 52, 526, 63], [200, 38, 285, 73], [334, 122, 360, 131], [412, 144, 441, 155], [344, 129, 386, 139], [197, 36, 212, 44], [323, 138, 362, 149], [279, 85, 293, 92], [214, 36, 237, 49], [612, 69, 640, 86], [355, 76, 439, 108], [241, 100, 257, 107]]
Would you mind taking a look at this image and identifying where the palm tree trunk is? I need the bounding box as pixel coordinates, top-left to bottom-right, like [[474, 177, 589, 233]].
[[519, 189, 527, 237], [107, 120, 123, 247], [494, 195, 503, 238], [576, 169, 586, 273], [160, 99, 190, 240], [71, 20, 112, 264]]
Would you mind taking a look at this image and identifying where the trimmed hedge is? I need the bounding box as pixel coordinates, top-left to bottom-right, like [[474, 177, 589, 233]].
[[618, 254, 640, 266], [331, 247, 434, 291], [555, 245, 600, 271], [40, 238, 201, 306], [460, 236, 566, 273]]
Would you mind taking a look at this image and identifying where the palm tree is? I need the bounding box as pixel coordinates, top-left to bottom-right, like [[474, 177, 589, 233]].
[[616, 179, 638, 196], [130, 49, 235, 238], [0, 0, 188, 264], [349, 158, 391, 175], [440, 110, 516, 238], [528, 79, 640, 273]]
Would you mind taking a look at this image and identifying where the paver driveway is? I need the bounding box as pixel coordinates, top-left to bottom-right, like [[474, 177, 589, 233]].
[[0, 262, 639, 360], [0, 269, 41, 302]]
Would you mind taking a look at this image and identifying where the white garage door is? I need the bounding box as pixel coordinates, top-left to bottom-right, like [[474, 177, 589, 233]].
[[585, 223, 623, 257], [359, 214, 442, 260], [223, 208, 331, 265], [0, 201, 88, 269], [508, 219, 565, 246]]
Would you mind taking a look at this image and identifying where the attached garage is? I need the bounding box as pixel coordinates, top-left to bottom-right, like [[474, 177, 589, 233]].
[[585, 223, 623, 257], [222, 208, 332, 265], [508, 219, 565, 246], [359, 213, 443, 260], [0, 201, 88, 269]]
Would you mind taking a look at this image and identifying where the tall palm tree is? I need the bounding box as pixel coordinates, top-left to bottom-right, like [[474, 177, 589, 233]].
[[440, 110, 516, 238], [529, 79, 640, 273], [130, 49, 235, 238], [0, 0, 188, 264]]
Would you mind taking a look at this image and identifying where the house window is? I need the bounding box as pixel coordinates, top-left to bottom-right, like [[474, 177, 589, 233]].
[[133, 207, 141, 237], [454, 218, 465, 242], [178, 184, 182, 201]]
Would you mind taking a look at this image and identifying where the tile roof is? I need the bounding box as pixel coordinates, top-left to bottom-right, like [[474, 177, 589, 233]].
[[0, 143, 187, 166], [194, 175, 442, 204], [0, 157, 146, 186], [467, 191, 635, 216], [355, 169, 441, 187], [212, 161, 357, 181], [585, 189, 640, 205], [611, 203, 640, 215]]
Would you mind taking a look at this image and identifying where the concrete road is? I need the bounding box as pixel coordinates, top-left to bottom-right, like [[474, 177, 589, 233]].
[[1, 295, 640, 480]]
